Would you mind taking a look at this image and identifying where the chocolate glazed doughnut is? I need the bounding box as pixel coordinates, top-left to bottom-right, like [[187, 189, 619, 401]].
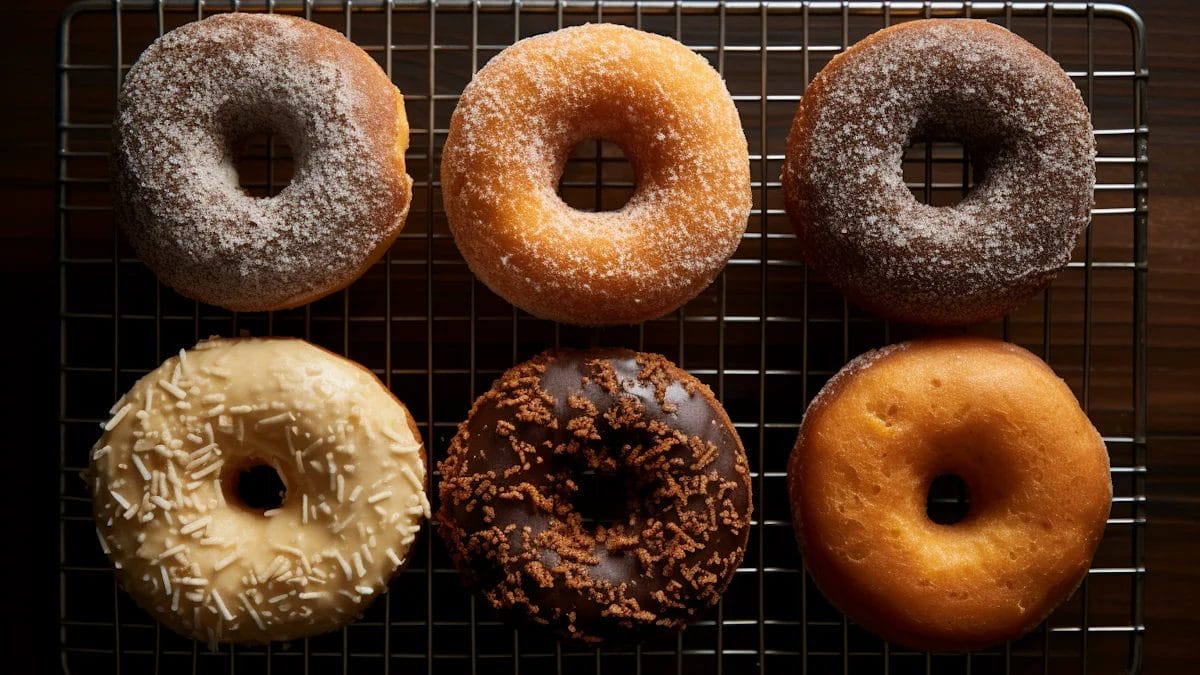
[[436, 349, 752, 643]]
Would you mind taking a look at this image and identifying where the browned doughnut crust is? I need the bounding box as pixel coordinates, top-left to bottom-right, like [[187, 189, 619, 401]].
[[788, 337, 1111, 651], [441, 24, 751, 325], [782, 20, 1095, 325], [112, 13, 412, 312], [436, 349, 752, 643]]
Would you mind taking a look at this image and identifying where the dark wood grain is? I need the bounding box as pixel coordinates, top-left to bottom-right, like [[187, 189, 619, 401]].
[[5, 2, 1196, 673]]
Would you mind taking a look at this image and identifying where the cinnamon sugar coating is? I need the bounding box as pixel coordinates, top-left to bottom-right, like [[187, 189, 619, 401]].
[[112, 13, 412, 312], [782, 19, 1095, 325], [436, 349, 752, 643], [441, 24, 751, 326]]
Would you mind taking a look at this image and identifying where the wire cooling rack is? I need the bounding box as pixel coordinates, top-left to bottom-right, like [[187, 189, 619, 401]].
[[57, 1, 1148, 673]]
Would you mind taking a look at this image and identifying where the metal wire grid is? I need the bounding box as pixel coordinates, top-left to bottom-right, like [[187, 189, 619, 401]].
[[56, 1, 1148, 673]]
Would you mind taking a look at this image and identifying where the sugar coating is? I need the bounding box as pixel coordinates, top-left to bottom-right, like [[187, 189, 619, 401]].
[[441, 24, 752, 326], [782, 20, 1096, 326], [112, 14, 412, 312]]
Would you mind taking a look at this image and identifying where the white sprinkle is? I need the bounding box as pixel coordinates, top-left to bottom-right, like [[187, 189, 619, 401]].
[[256, 412, 293, 428], [263, 508, 282, 518], [385, 548, 402, 567], [190, 460, 223, 480], [355, 585, 373, 595], [301, 494, 309, 524], [301, 437, 325, 456], [348, 485, 363, 502], [95, 529, 111, 555], [331, 513, 356, 534], [109, 490, 132, 510], [204, 422, 215, 444], [177, 348, 189, 375], [159, 566, 172, 595], [360, 544, 374, 565], [130, 454, 152, 482], [180, 516, 211, 536], [405, 505, 425, 515], [213, 479, 225, 507], [171, 588, 181, 612], [390, 443, 421, 455], [299, 591, 326, 600], [381, 427, 407, 444], [150, 495, 173, 511], [238, 592, 265, 630], [352, 552, 366, 578], [333, 551, 353, 580], [109, 396, 127, 415], [214, 553, 240, 572], [366, 490, 393, 505], [151, 544, 186, 564], [211, 588, 234, 621], [178, 577, 208, 586], [92, 445, 112, 461], [294, 450, 305, 473], [187, 443, 217, 461], [158, 379, 187, 400], [400, 466, 423, 492], [105, 403, 134, 431], [144, 389, 156, 412], [229, 405, 253, 415], [204, 404, 226, 418], [418, 491, 432, 519], [123, 503, 140, 519], [268, 593, 291, 604], [200, 393, 224, 405], [337, 475, 345, 503]]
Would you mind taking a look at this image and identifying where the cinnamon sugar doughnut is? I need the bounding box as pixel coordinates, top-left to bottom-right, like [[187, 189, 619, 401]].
[[436, 349, 752, 643], [113, 13, 412, 312], [87, 338, 428, 644], [788, 337, 1112, 651], [782, 19, 1095, 325], [441, 24, 751, 326]]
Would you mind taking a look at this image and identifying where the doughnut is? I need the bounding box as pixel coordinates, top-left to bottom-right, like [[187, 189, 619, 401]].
[[782, 19, 1095, 325], [436, 349, 752, 643], [441, 24, 751, 326], [788, 337, 1111, 651], [86, 337, 429, 645], [112, 13, 412, 312]]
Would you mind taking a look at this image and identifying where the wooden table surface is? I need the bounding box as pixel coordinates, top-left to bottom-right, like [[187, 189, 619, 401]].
[[3, 1, 1195, 672]]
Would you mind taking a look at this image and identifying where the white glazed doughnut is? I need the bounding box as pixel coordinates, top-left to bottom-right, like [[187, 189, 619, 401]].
[[112, 13, 412, 311], [86, 337, 428, 645]]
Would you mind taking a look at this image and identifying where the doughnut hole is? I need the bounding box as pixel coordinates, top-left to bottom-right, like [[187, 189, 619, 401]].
[[556, 139, 636, 212], [234, 132, 295, 198], [572, 469, 640, 529], [925, 473, 971, 525], [223, 461, 288, 513]]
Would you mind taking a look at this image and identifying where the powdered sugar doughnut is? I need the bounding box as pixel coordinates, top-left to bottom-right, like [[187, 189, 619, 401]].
[[441, 24, 751, 326], [113, 13, 412, 312], [782, 19, 1095, 325]]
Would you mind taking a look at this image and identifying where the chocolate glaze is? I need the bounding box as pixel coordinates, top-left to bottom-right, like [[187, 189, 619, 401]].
[[436, 349, 752, 644]]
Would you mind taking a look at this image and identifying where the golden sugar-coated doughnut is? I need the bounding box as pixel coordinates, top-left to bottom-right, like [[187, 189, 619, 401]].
[[788, 337, 1111, 651], [782, 20, 1095, 325], [441, 24, 751, 326], [87, 338, 428, 645], [437, 349, 752, 643], [113, 14, 411, 312]]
